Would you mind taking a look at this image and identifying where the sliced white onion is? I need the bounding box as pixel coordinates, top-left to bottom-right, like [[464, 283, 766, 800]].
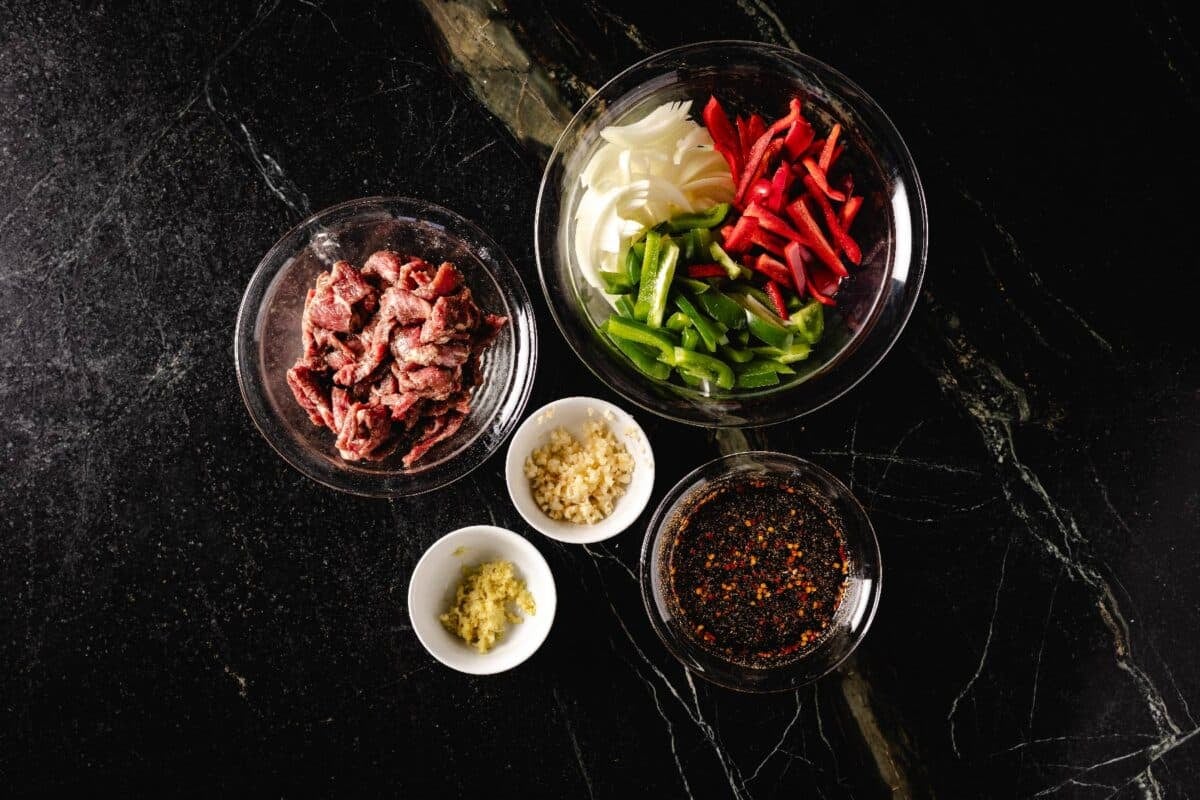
[[575, 100, 734, 298]]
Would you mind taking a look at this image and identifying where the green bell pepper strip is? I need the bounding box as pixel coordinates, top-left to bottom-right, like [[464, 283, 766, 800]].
[[614, 294, 636, 319], [730, 281, 772, 307], [732, 294, 794, 350], [678, 370, 705, 389], [599, 271, 635, 294], [751, 342, 812, 364], [641, 238, 679, 328], [673, 347, 735, 390], [674, 276, 711, 294], [609, 335, 671, 380], [624, 241, 646, 283], [693, 289, 746, 330], [681, 229, 698, 262], [681, 228, 716, 262], [709, 242, 751, 280], [605, 316, 678, 363], [666, 203, 730, 233], [666, 311, 692, 332], [735, 369, 781, 389], [738, 357, 796, 377], [636, 230, 663, 307], [734, 328, 751, 347], [673, 293, 725, 353], [719, 344, 756, 364], [789, 299, 824, 345], [680, 327, 701, 351]]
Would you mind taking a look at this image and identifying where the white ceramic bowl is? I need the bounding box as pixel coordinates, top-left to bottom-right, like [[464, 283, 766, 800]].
[[407, 525, 556, 675], [504, 396, 655, 544]]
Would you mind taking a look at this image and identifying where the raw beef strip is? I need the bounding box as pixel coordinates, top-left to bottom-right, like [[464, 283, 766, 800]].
[[378, 392, 423, 425], [402, 411, 467, 467], [401, 341, 471, 368], [335, 402, 394, 461], [476, 313, 508, 348], [287, 365, 335, 429], [335, 316, 394, 386], [393, 365, 459, 401], [330, 260, 373, 305], [420, 289, 480, 344], [413, 262, 463, 300], [388, 325, 424, 361], [307, 271, 355, 332], [331, 386, 350, 431], [362, 250, 405, 285], [378, 285, 433, 326]]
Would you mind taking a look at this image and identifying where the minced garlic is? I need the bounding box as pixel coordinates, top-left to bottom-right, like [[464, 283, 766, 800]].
[[440, 560, 535, 653], [524, 417, 634, 524]]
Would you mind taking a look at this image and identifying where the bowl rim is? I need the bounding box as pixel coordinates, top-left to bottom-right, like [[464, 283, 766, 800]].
[[407, 524, 558, 675], [503, 395, 656, 544], [638, 449, 883, 692], [234, 195, 538, 497], [534, 40, 929, 428]]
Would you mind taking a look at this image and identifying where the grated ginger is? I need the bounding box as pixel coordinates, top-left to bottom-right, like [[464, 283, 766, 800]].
[[440, 560, 535, 653]]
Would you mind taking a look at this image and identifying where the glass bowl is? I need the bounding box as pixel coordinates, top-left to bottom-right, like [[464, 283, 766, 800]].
[[535, 41, 928, 427], [640, 451, 881, 692], [234, 196, 537, 497]]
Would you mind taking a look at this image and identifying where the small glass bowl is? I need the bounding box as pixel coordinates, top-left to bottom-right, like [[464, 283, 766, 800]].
[[535, 41, 928, 427], [234, 197, 537, 497], [640, 451, 881, 692]]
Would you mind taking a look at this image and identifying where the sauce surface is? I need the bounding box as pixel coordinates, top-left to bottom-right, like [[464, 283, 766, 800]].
[[665, 474, 849, 667]]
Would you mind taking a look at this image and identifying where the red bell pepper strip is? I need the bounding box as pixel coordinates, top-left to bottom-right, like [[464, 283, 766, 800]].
[[801, 158, 846, 202], [748, 178, 773, 207], [802, 175, 862, 264], [736, 138, 783, 206], [785, 197, 847, 277], [819, 123, 841, 171], [765, 280, 788, 317], [825, 143, 845, 170], [807, 262, 841, 303], [784, 241, 808, 297], [805, 137, 825, 159], [807, 280, 837, 306], [753, 254, 795, 289], [767, 163, 792, 213], [702, 96, 742, 184], [721, 215, 758, 253], [686, 263, 728, 279], [841, 195, 863, 231], [749, 227, 791, 258], [745, 114, 767, 156], [782, 116, 815, 160], [734, 100, 801, 206], [735, 116, 753, 163], [742, 201, 807, 243]]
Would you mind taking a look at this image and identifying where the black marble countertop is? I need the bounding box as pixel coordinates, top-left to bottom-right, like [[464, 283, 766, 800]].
[[3, 2, 1199, 797]]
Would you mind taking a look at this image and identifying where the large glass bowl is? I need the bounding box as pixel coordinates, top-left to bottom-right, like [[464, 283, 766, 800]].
[[535, 41, 928, 427], [234, 197, 537, 497], [640, 451, 881, 692]]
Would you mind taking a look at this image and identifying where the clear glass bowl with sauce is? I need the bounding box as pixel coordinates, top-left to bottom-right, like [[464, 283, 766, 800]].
[[640, 451, 881, 692], [234, 196, 538, 497]]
